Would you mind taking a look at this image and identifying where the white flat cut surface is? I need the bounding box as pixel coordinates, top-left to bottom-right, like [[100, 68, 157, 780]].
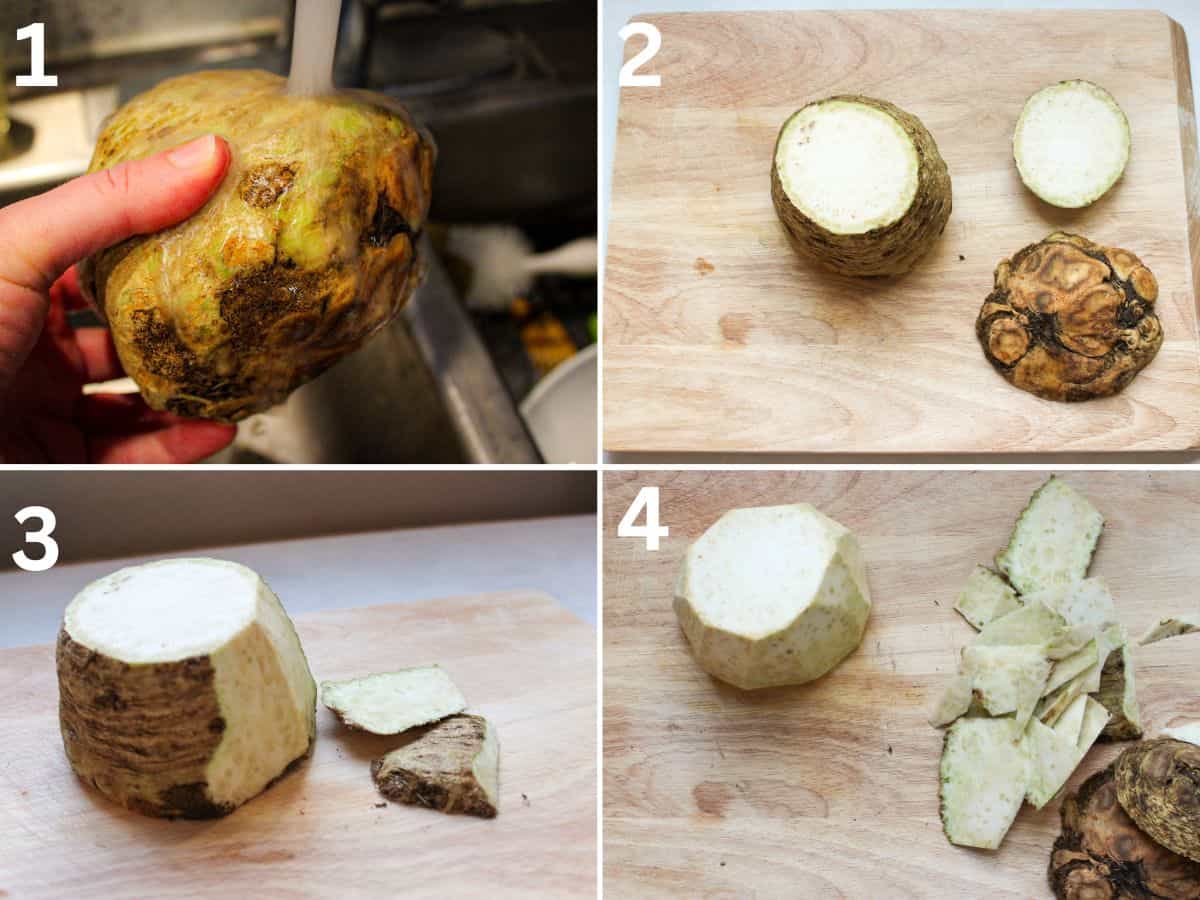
[[777, 101, 918, 233], [0, 515, 597, 649], [65, 559, 258, 662]]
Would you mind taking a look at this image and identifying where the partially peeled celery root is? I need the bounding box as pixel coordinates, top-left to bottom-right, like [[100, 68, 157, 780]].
[[57, 558, 317, 818], [371, 714, 499, 818], [770, 95, 951, 276]]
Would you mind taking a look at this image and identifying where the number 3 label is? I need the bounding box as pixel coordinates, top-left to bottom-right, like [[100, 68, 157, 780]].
[[619, 22, 661, 88], [618, 486, 669, 551], [13, 506, 58, 572]]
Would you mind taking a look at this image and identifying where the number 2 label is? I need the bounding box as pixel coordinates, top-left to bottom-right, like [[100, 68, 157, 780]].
[[619, 23, 661, 88], [618, 486, 669, 551], [13, 506, 59, 572]]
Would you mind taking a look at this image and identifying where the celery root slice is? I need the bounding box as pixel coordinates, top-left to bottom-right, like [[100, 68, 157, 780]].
[[1013, 80, 1130, 209]]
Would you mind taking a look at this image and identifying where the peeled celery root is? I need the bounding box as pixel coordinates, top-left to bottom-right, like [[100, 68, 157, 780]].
[[674, 504, 872, 690], [56, 558, 317, 818], [770, 95, 951, 277], [321, 666, 466, 735], [79, 70, 435, 422], [1014, 80, 1130, 209], [371, 714, 499, 818]]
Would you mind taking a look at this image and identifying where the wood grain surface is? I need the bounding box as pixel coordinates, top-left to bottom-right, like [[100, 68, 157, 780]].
[[604, 11, 1200, 454], [0, 591, 596, 899], [603, 470, 1200, 898]]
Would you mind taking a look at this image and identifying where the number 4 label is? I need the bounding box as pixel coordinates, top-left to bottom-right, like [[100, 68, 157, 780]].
[[618, 22, 661, 88], [618, 486, 669, 551]]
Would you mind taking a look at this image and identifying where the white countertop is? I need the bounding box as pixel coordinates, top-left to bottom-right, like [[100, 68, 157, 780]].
[[0, 514, 596, 650]]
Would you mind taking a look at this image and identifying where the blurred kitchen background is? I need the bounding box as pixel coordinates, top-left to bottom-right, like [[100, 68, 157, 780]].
[[0, 0, 597, 463], [0, 468, 598, 646]]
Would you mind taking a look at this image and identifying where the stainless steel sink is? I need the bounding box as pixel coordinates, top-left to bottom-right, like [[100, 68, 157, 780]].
[[223, 241, 539, 463]]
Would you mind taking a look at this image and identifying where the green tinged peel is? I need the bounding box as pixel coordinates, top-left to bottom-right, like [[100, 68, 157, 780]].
[[1139, 614, 1200, 646], [953, 566, 1020, 630], [940, 717, 1029, 849], [995, 477, 1104, 596]]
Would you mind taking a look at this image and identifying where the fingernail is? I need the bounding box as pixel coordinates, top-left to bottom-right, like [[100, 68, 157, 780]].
[[166, 135, 217, 169]]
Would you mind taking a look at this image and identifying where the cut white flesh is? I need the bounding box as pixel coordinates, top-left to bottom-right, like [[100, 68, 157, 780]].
[[57, 558, 317, 818], [673, 504, 871, 690], [775, 99, 918, 235], [1023, 697, 1109, 809], [975, 601, 1065, 648], [954, 566, 1020, 630], [1053, 693, 1090, 745], [1027, 578, 1117, 632], [1139, 614, 1200, 646], [321, 667, 466, 736], [962, 645, 1051, 733], [1013, 80, 1131, 209], [1161, 723, 1200, 746], [930, 672, 973, 728], [371, 714, 499, 818], [995, 477, 1104, 596], [1044, 640, 1098, 696], [940, 717, 1028, 849]]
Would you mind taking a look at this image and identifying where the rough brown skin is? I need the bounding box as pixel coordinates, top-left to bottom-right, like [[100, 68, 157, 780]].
[[56, 629, 312, 819], [770, 95, 952, 277], [1097, 647, 1143, 742], [1050, 764, 1200, 899], [1116, 740, 1200, 864], [79, 70, 435, 422], [976, 232, 1162, 402], [371, 714, 497, 819]]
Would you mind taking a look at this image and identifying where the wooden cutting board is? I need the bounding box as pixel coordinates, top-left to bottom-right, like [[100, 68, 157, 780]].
[[604, 11, 1200, 454], [0, 591, 596, 899], [603, 471, 1200, 898]]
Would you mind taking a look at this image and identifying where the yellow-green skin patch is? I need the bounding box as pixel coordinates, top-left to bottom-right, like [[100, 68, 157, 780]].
[[79, 69, 435, 422]]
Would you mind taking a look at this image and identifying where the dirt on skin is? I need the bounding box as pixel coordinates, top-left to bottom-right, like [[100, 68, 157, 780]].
[[1049, 764, 1200, 899], [79, 69, 435, 422], [976, 232, 1162, 402]]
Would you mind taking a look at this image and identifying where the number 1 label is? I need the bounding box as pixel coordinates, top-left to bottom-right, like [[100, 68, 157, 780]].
[[617, 486, 669, 551], [16, 23, 59, 87]]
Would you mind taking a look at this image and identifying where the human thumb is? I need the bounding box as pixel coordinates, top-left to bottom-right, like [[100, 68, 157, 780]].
[[0, 134, 230, 296], [0, 135, 229, 392]]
